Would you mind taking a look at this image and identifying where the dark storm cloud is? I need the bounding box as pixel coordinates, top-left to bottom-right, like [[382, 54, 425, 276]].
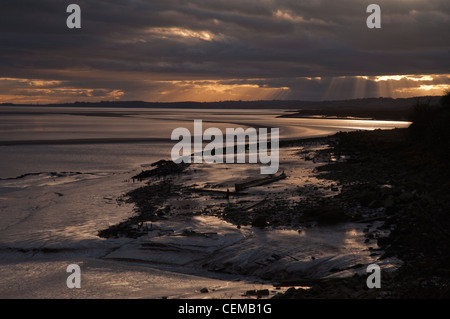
[[0, 0, 449, 102]]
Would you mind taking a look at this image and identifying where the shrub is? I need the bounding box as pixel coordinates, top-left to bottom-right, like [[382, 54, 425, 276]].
[[408, 98, 435, 138], [440, 89, 450, 109], [408, 92, 450, 151]]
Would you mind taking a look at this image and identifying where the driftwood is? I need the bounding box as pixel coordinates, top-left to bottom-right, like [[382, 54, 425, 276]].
[[190, 188, 248, 196], [244, 198, 267, 210], [234, 172, 287, 192]]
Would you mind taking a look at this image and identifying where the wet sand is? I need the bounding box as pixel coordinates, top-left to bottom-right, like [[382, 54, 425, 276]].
[[0, 137, 402, 299], [92, 138, 401, 298]]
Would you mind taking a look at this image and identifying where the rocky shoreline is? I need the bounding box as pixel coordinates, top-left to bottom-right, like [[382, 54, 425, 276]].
[[276, 128, 450, 298]]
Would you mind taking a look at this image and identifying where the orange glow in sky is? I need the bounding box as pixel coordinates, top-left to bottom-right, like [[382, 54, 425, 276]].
[[0, 74, 449, 104]]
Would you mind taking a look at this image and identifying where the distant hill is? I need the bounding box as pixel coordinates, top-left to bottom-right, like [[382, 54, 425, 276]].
[[1, 96, 443, 120]]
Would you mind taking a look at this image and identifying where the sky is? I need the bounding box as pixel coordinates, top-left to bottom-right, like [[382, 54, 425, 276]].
[[0, 0, 449, 104]]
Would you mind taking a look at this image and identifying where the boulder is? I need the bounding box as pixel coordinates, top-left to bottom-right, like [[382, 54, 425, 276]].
[[251, 215, 269, 228]]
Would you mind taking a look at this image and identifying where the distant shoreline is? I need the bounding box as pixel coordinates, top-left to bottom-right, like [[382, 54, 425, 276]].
[[0, 137, 171, 147], [1, 96, 442, 109], [2, 96, 441, 121], [278, 112, 411, 122]]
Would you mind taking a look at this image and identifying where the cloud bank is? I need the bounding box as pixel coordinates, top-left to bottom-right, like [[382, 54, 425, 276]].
[[1, 0, 449, 103]]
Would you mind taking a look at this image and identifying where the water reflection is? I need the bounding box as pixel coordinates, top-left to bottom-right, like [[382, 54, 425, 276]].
[[0, 107, 410, 143], [0, 107, 410, 178]]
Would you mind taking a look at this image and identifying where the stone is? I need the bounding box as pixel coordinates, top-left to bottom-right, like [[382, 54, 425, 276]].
[[383, 195, 396, 208], [251, 215, 269, 228]]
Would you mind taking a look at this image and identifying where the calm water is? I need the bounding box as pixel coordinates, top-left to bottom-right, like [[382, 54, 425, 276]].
[[0, 106, 410, 178]]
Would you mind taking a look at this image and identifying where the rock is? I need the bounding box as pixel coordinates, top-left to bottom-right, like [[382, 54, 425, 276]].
[[315, 206, 348, 225], [257, 289, 270, 296], [251, 215, 269, 228], [299, 205, 348, 226], [245, 289, 269, 297], [377, 237, 390, 247], [355, 189, 380, 206], [383, 195, 396, 208], [368, 200, 380, 208], [398, 191, 414, 202], [245, 289, 257, 296], [200, 288, 209, 293], [132, 160, 189, 180]]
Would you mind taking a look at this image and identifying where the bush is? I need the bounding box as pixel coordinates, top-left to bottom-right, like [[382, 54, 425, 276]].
[[440, 89, 450, 108], [408, 98, 435, 137], [408, 92, 450, 151]]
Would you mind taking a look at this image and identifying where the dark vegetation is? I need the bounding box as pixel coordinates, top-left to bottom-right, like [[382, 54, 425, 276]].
[[408, 91, 450, 152]]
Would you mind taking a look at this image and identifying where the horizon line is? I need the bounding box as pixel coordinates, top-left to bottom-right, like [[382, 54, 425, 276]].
[[0, 95, 443, 107]]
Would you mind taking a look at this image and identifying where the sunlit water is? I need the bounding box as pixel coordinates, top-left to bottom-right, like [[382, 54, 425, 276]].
[[0, 106, 407, 298], [0, 106, 410, 178]]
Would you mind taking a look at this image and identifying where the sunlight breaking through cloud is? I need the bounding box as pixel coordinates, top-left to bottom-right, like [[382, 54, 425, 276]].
[[146, 27, 217, 41], [0, 0, 449, 103], [0, 77, 124, 104]]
